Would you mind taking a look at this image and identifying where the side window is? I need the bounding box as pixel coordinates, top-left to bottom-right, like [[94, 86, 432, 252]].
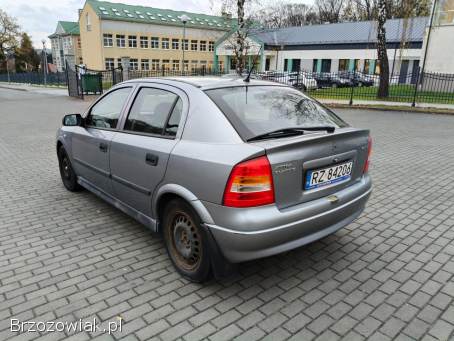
[[125, 88, 179, 135], [85, 87, 132, 129], [165, 98, 183, 136]]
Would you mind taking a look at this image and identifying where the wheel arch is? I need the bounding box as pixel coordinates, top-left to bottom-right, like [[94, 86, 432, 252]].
[[153, 184, 215, 233]]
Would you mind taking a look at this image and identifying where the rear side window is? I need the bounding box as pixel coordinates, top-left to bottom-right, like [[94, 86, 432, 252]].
[[165, 98, 183, 136], [125, 88, 180, 135], [205, 86, 348, 140], [86, 87, 132, 129]]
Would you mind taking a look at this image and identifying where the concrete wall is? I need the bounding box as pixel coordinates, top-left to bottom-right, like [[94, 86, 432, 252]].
[[421, 25, 454, 73], [80, 3, 104, 69]]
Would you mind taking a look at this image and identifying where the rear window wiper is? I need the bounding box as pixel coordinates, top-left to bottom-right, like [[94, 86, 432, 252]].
[[247, 126, 335, 142]]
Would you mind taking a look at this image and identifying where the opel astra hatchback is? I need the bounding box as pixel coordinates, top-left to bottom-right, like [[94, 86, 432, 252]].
[[57, 77, 372, 282]]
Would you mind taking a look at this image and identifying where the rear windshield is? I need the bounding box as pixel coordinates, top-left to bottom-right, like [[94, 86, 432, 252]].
[[205, 86, 348, 141]]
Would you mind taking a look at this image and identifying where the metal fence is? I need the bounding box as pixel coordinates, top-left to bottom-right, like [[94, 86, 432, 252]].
[[254, 70, 454, 106], [0, 71, 68, 87], [126, 68, 223, 80], [1, 67, 453, 106]]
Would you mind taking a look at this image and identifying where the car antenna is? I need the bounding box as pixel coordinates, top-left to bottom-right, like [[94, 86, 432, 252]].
[[243, 45, 262, 83]]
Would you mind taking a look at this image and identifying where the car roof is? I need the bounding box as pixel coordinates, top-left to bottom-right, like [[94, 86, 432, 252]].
[[121, 76, 288, 90]]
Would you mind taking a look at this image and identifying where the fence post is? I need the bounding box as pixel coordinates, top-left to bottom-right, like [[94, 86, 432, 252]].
[[349, 70, 355, 105], [411, 67, 421, 107]]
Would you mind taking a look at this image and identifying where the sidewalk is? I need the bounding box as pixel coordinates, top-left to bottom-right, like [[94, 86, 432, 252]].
[[0, 82, 68, 96], [318, 98, 454, 112]]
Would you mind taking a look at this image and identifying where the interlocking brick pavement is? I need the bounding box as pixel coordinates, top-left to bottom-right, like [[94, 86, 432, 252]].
[[0, 87, 454, 340]]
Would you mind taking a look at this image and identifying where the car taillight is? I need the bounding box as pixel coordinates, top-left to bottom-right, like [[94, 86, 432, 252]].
[[363, 136, 372, 173], [223, 156, 275, 208]]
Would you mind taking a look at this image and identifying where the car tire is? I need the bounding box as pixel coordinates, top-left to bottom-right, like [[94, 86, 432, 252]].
[[162, 199, 211, 282], [58, 146, 81, 192]]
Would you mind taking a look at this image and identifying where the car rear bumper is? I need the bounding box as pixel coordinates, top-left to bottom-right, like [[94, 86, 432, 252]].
[[203, 175, 372, 263]]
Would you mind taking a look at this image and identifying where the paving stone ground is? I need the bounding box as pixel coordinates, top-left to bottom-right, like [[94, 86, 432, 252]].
[[0, 87, 454, 341]]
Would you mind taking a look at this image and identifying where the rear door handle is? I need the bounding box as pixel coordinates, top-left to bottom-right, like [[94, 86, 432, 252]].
[[99, 142, 108, 152], [146, 153, 158, 166]]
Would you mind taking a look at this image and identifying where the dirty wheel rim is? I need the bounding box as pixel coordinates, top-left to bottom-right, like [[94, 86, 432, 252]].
[[169, 211, 202, 271], [61, 155, 71, 180]]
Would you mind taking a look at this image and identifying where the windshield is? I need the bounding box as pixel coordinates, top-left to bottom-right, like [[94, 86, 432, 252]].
[[205, 86, 348, 141]]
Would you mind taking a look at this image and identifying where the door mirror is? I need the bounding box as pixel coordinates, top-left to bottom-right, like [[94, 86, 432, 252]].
[[62, 114, 83, 127]]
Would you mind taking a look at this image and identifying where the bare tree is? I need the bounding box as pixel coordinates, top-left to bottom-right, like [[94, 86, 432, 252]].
[[254, 2, 318, 28], [377, 0, 390, 97], [0, 9, 20, 70], [315, 0, 345, 23], [216, 0, 257, 75]]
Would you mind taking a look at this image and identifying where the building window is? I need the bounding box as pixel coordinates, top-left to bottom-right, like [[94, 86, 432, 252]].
[[162, 38, 169, 49], [321, 59, 331, 73], [191, 40, 197, 51], [162, 59, 170, 70], [338, 59, 349, 72], [128, 35, 137, 48], [77, 37, 81, 49], [191, 60, 198, 71], [183, 39, 189, 51], [129, 58, 138, 70], [364, 59, 371, 74], [105, 58, 114, 69], [375, 59, 380, 74], [117, 58, 122, 68], [208, 41, 214, 52], [141, 59, 149, 70], [151, 37, 159, 49], [151, 59, 160, 70], [86, 13, 91, 31], [199, 41, 207, 51], [172, 60, 179, 71], [172, 39, 179, 50], [200, 60, 207, 70], [354, 59, 361, 71], [116, 35, 125, 48], [103, 34, 113, 47], [140, 36, 148, 48], [79, 57, 83, 64]]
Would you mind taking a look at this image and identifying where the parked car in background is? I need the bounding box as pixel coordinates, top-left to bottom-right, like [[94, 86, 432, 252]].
[[57, 77, 372, 282], [314, 73, 351, 88], [339, 72, 375, 87], [257, 71, 318, 91]]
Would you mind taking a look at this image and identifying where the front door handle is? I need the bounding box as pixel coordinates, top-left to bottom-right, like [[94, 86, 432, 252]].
[[99, 142, 108, 153], [146, 153, 158, 166]]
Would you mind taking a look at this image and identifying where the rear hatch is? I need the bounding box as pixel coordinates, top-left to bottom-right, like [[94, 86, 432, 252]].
[[252, 128, 370, 209]]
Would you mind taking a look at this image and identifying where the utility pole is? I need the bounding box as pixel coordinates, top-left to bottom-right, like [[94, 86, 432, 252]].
[[42, 39, 47, 86], [180, 14, 190, 73], [419, 0, 438, 86]]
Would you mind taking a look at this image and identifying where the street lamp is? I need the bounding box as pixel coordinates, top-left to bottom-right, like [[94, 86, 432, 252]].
[[180, 14, 190, 73], [41, 39, 47, 86]]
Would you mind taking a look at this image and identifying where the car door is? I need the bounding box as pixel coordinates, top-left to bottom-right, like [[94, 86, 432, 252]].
[[71, 86, 133, 196], [109, 84, 186, 217]]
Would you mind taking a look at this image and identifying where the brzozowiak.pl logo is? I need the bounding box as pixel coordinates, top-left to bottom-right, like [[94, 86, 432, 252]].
[[11, 317, 122, 335]]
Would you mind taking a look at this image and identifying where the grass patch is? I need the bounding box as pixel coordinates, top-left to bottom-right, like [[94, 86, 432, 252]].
[[307, 84, 454, 105]]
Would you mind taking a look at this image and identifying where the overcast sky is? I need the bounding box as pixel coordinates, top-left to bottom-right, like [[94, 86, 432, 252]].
[[0, 0, 312, 48]]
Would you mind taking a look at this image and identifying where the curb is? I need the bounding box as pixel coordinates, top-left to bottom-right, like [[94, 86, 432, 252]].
[[325, 103, 454, 115]]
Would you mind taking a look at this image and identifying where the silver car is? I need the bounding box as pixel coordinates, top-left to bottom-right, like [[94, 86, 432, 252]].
[[57, 77, 372, 282]]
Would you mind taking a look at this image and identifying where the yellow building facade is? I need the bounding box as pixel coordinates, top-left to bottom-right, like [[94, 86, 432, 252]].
[[79, 0, 233, 71]]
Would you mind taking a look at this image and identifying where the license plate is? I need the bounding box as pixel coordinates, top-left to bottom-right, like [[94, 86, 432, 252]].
[[305, 161, 353, 190]]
